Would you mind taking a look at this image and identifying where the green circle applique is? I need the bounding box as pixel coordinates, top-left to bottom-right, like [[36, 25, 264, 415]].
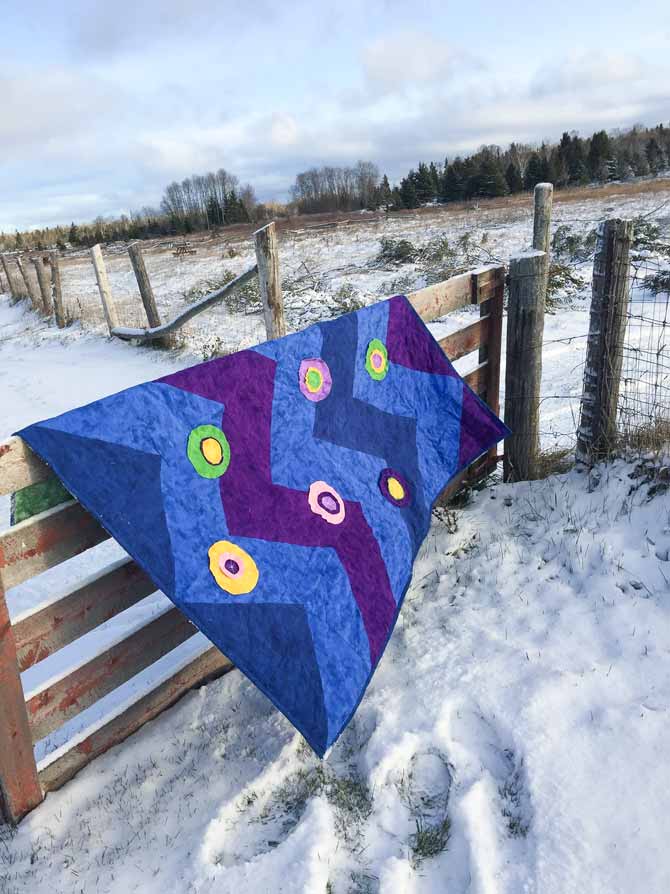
[[365, 339, 389, 381], [187, 424, 231, 479]]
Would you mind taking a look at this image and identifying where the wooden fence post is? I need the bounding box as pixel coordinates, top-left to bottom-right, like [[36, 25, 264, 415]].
[[0, 261, 7, 295], [128, 242, 161, 329], [17, 257, 42, 311], [254, 222, 286, 339], [0, 579, 43, 823], [532, 182, 554, 254], [504, 249, 547, 482], [90, 245, 120, 334], [576, 219, 633, 465], [49, 252, 66, 328], [32, 257, 53, 315], [1, 255, 20, 299]]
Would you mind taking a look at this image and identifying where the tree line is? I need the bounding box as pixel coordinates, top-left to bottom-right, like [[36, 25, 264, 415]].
[[291, 122, 670, 213], [2, 121, 669, 251]]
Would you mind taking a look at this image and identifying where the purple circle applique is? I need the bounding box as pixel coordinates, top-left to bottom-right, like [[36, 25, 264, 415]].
[[379, 468, 412, 507], [299, 358, 332, 402], [308, 481, 346, 524], [224, 558, 240, 575]]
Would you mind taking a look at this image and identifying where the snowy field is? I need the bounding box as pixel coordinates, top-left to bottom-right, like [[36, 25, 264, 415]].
[[1, 187, 670, 893]]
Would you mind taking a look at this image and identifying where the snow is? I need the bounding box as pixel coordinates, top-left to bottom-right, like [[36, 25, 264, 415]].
[[1, 188, 670, 893]]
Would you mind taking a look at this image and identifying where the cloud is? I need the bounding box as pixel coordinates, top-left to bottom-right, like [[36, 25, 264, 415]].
[[67, 0, 274, 58], [531, 52, 650, 98], [362, 31, 452, 93], [2, 10, 669, 232]]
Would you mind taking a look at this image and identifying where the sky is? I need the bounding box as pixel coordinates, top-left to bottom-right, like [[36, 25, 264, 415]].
[[1, 0, 669, 231]]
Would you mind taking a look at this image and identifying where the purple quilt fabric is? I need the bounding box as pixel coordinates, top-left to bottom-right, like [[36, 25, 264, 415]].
[[18, 295, 509, 755]]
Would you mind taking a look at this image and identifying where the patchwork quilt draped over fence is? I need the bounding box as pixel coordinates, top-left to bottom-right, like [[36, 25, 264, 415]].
[[18, 295, 508, 755]]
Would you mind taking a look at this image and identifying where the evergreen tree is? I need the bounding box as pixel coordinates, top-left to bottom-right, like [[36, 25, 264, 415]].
[[390, 186, 405, 210], [568, 135, 588, 183], [588, 130, 611, 180], [68, 222, 80, 245], [413, 162, 436, 203], [379, 174, 393, 209], [400, 176, 419, 209], [477, 156, 508, 197], [441, 160, 466, 202], [428, 161, 441, 199], [505, 161, 523, 193], [646, 138, 665, 174], [523, 153, 544, 190]]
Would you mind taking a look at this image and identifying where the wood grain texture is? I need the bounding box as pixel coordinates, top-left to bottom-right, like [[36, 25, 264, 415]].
[[408, 271, 472, 321], [254, 222, 286, 339], [463, 362, 488, 395], [14, 558, 156, 672], [0, 500, 109, 590], [1, 255, 23, 300], [39, 646, 233, 794], [576, 219, 633, 464], [0, 436, 53, 497], [16, 257, 41, 309], [90, 245, 120, 333], [532, 183, 554, 255], [128, 242, 161, 328], [49, 252, 66, 328], [26, 607, 196, 742], [439, 317, 489, 362], [32, 256, 53, 315], [0, 581, 43, 823], [504, 250, 547, 482]]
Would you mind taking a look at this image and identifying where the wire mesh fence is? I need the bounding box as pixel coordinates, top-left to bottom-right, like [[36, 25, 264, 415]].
[[618, 248, 670, 450]]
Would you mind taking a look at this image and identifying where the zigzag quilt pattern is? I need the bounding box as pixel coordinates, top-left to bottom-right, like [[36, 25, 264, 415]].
[[18, 295, 508, 754]]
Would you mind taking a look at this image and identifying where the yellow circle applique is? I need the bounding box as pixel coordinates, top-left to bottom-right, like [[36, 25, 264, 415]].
[[208, 541, 259, 595], [387, 477, 405, 501], [201, 437, 223, 465]]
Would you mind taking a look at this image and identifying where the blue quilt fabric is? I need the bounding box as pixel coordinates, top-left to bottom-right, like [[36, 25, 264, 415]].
[[18, 296, 509, 755]]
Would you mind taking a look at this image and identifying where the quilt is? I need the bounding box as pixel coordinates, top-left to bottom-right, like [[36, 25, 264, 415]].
[[18, 295, 509, 755]]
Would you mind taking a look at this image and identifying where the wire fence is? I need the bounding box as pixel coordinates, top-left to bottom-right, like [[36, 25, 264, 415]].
[[618, 251, 670, 450]]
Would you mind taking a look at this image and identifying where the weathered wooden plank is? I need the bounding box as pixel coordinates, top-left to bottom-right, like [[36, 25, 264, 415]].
[[128, 242, 161, 329], [26, 606, 196, 742], [39, 645, 233, 794], [1, 254, 23, 300], [439, 317, 489, 362], [0, 436, 54, 497], [14, 557, 156, 672], [576, 219, 633, 465], [0, 580, 43, 823], [0, 500, 109, 590], [479, 298, 503, 415], [477, 270, 505, 477], [49, 252, 66, 328], [504, 250, 547, 482], [463, 362, 488, 395], [254, 222, 286, 339], [16, 257, 42, 312], [408, 271, 472, 321], [90, 245, 120, 334], [32, 256, 53, 315]]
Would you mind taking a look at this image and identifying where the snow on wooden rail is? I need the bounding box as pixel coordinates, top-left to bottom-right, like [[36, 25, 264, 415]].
[[0, 262, 505, 825], [111, 264, 258, 342]]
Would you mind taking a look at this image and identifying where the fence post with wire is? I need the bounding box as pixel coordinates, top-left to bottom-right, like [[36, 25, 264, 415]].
[[504, 249, 548, 482], [576, 218, 633, 465]]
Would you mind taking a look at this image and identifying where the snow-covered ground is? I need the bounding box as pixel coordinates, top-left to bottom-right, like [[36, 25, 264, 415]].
[[1, 188, 670, 893]]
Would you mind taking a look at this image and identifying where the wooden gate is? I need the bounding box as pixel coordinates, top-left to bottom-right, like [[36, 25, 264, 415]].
[[0, 263, 504, 824]]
